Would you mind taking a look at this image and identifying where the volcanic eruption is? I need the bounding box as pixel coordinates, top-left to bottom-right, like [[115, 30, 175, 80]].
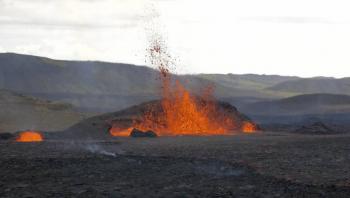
[[108, 34, 258, 136], [62, 26, 258, 139]]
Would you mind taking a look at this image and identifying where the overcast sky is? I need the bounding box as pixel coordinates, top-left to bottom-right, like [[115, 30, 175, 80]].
[[1, 0, 350, 77]]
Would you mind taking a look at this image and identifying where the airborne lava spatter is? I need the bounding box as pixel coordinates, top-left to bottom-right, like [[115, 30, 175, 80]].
[[132, 81, 233, 135], [109, 32, 257, 136], [16, 131, 44, 142]]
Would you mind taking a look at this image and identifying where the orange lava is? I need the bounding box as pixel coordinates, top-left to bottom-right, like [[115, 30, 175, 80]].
[[242, 122, 258, 133], [130, 81, 235, 136], [109, 79, 259, 136], [16, 131, 44, 142], [110, 32, 257, 136], [109, 126, 133, 137]]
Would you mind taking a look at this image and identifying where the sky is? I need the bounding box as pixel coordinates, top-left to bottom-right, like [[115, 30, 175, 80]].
[[1, 0, 350, 77]]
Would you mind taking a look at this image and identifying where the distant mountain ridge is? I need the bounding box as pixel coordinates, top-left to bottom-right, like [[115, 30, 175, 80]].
[[0, 53, 288, 111], [267, 77, 350, 95], [241, 93, 350, 116], [1, 52, 349, 113], [0, 53, 159, 95], [198, 73, 300, 90]]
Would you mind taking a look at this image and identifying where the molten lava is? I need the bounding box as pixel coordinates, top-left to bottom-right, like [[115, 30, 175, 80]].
[[109, 31, 257, 136], [109, 81, 258, 136], [242, 122, 257, 133], [16, 131, 44, 142], [109, 126, 133, 137], [129, 81, 233, 135]]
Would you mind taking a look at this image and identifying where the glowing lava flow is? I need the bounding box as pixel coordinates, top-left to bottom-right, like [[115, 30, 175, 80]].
[[16, 131, 44, 142]]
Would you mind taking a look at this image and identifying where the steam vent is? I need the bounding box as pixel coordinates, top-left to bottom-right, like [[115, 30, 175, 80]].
[[63, 99, 258, 139]]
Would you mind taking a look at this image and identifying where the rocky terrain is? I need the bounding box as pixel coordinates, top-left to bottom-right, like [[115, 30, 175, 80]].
[[1, 133, 350, 197], [1, 53, 350, 197]]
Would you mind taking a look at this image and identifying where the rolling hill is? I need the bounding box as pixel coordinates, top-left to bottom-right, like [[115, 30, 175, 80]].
[[0, 53, 170, 112], [241, 93, 350, 115], [0, 89, 86, 133], [1, 53, 350, 114], [266, 77, 350, 95], [239, 93, 350, 128], [198, 73, 299, 90], [0, 53, 290, 112], [2, 53, 350, 131]]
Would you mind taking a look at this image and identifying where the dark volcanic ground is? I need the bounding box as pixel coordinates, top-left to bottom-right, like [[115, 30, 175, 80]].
[[1, 133, 350, 197]]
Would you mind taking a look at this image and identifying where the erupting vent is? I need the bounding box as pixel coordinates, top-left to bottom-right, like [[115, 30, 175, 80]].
[[16, 131, 44, 142], [241, 122, 256, 133], [109, 33, 257, 136]]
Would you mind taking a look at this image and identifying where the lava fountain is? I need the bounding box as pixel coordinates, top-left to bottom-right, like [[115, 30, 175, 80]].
[[16, 131, 44, 142], [110, 33, 257, 136]]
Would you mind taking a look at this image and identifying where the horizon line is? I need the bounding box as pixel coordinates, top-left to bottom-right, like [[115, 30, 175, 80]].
[[0, 51, 347, 79]]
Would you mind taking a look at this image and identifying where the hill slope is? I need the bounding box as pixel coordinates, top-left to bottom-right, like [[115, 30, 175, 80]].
[[2, 53, 350, 113], [0, 53, 160, 95], [198, 73, 299, 90], [0, 89, 85, 133], [0, 53, 287, 112], [267, 77, 350, 95], [241, 93, 350, 115]]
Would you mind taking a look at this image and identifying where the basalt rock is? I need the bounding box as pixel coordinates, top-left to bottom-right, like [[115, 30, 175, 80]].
[[294, 122, 337, 135], [0, 133, 14, 141], [130, 128, 157, 138]]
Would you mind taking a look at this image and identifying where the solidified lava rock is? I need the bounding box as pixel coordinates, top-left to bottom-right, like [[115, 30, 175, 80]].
[[294, 122, 337, 135], [61, 100, 257, 139], [130, 128, 157, 138], [0, 133, 14, 140]]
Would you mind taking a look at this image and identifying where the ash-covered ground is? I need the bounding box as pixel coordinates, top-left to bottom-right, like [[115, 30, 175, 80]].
[[1, 133, 350, 197]]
